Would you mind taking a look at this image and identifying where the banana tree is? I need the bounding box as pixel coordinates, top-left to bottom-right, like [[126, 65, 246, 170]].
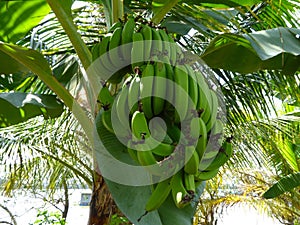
[[1, 0, 300, 225]]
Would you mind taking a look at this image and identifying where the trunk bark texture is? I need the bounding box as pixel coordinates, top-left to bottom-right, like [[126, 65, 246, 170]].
[[87, 171, 117, 225]]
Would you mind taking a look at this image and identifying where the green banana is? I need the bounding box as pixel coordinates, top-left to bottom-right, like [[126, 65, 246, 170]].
[[109, 27, 123, 66], [148, 117, 172, 144], [121, 17, 135, 60], [131, 110, 151, 141], [151, 28, 163, 58], [200, 119, 224, 169], [184, 172, 196, 194], [195, 71, 212, 124], [122, 17, 135, 45], [173, 64, 189, 124], [145, 178, 172, 212], [97, 83, 114, 109], [152, 61, 166, 115], [158, 29, 171, 59], [167, 35, 178, 65], [186, 64, 199, 118], [166, 121, 182, 144], [163, 56, 174, 110], [131, 32, 144, 69], [140, 63, 154, 119], [204, 138, 233, 171], [115, 76, 132, 131], [140, 24, 152, 61], [184, 146, 200, 175], [91, 43, 100, 61], [195, 117, 208, 160], [188, 116, 201, 141], [145, 138, 175, 156], [108, 21, 122, 33], [128, 74, 141, 114], [136, 143, 158, 167], [195, 168, 219, 181], [127, 139, 139, 163], [101, 109, 114, 134], [205, 90, 219, 132], [171, 170, 193, 208], [93, 39, 115, 81]]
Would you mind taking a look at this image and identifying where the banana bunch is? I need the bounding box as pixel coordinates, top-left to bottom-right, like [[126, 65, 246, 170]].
[[91, 16, 180, 84], [95, 16, 233, 213]]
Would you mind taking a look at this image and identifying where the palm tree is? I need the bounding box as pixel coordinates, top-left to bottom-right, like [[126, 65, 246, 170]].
[[0, 0, 300, 224]]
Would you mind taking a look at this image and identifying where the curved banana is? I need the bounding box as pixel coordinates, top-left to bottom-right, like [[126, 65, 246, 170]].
[[91, 43, 100, 61], [146, 138, 175, 157], [195, 168, 219, 181], [145, 178, 172, 212], [151, 28, 163, 58], [94, 38, 115, 81], [173, 64, 189, 124], [140, 63, 154, 119], [204, 138, 233, 171], [131, 32, 145, 69], [195, 117, 208, 160], [195, 71, 212, 124], [101, 109, 114, 134], [205, 89, 219, 132], [184, 146, 200, 175], [131, 110, 151, 141], [158, 29, 171, 60], [171, 170, 193, 208], [188, 115, 201, 141], [115, 76, 132, 131], [121, 17, 135, 46], [136, 144, 158, 166], [166, 121, 182, 144], [128, 74, 141, 115], [153, 61, 166, 115], [97, 83, 114, 109], [120, 18, 135, 64], [184, 172, 196, 194], [200, 119, 224, 169], [185, 64, 198, 119], [140, 24, 152, 62], [109, 26, 123, 66], [164, 56, 175, 110], [127, 139, 139, 163], [167, 35, 178, 65], [108, 21, 122, 33]]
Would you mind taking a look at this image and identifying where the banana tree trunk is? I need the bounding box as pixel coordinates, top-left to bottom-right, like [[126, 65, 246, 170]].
[[87, 171, 116, 225]]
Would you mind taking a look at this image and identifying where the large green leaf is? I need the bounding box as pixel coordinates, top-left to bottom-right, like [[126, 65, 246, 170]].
[[152, 0, 262, 24], [201, 28, 300, 74], [0, 50, 30, 74], [0, 92, 63, 128], [152, 0, 179, 24], [95, 112, 205, 225], [277, 139, 299, 172], [184, 0, 262, 8], [0, 1, 50, 43], [263, 172, 300, 199], [0, 42, 75, 110]]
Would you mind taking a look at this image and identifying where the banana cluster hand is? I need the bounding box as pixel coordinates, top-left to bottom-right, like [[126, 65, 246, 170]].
[[94, 16, 233, 213]]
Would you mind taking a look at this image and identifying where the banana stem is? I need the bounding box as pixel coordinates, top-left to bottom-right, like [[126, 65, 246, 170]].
[[112, 0, 124, 24], [46, 0, 92, 70]]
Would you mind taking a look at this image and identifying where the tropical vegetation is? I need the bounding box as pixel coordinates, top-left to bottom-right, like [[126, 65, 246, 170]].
[[0, 0, 300, 225]]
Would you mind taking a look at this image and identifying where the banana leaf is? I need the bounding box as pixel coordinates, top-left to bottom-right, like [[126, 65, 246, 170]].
[[201, 27, 300, 75], [263, 172, 300, 199], [0, 1, 50, 43], [0, 92, 63, 128]]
